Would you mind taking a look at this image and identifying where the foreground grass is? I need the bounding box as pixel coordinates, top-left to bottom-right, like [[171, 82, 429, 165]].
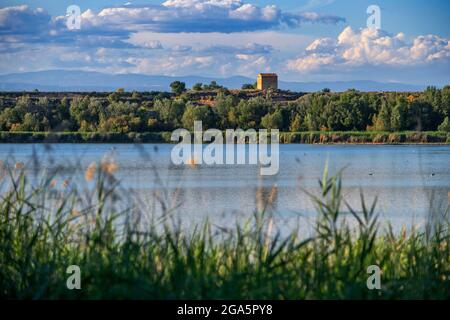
[[0, 163, 449, 299]]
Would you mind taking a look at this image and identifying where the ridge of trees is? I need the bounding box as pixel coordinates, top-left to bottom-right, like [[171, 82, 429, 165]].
[[0, 86, 449, 133]]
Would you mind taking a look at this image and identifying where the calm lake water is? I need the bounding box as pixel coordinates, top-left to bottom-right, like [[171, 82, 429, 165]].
[[1, 143, 449, 232]]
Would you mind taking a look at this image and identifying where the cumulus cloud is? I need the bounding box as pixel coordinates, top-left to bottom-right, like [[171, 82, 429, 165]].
[[0, 1, 342, 72], [121, 39, 276, 76], [300, 0, 335, 10], [287, 27, 450, 72], [0, 5, 50, 35], [0, 1, 345, 43], [123, 52, 273, 76], [0, 6, 133, 50], [141, 40, 164, 49], [199, 42, 274, 55], [137, 0, 344, 32], [126, 55, 216, 75]]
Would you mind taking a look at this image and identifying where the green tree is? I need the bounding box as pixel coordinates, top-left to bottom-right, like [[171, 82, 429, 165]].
[[235, 97, 271, 129], [22, 113, 39, 131], [408, 100, 438, 131], [70, 96, 104, 131], [131, 91, 141, 99], [170, 81, 186, 95], [289, 114, 304, 132], [261, 110, 284, 129], [304, 113, 319, 131], [441, 86, 450, 117], [192, 83, 203, 91], [182, 104, 217, 130], [203, 81, 224, 90], [390, 97, 408, 131], [214, 93, 237, 128], [242, 83, 256, 90], [374, 101, 391, 131], [153, 98, 185, 129], [108, 92, 119, 103], [438, 116, 450, 132]]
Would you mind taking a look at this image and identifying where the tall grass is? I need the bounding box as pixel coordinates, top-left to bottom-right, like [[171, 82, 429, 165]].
[[0, 160, 449, 299]]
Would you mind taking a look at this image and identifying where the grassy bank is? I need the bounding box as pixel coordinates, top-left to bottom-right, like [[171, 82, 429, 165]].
[[0, 130, 449, 144], [0, 162, 449, 299]]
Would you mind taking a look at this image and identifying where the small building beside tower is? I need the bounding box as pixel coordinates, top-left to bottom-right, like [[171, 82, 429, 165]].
[[257, 73, 278, 91]]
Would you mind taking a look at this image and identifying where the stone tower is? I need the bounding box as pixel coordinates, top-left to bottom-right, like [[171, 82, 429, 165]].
[[257, 73, 278, 90]]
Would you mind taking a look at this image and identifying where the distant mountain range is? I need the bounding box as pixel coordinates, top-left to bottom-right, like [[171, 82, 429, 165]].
[[0, 70, 430, 92]]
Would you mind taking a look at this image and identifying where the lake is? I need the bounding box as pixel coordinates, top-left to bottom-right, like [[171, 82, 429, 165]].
[[1, 143, 449, 233]]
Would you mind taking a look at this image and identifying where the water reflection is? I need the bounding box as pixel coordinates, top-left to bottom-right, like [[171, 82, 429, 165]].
[[0, 143, 449, 232]]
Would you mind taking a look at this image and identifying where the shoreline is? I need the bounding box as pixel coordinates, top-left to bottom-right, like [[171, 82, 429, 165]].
[[0, 131, 448, 144]]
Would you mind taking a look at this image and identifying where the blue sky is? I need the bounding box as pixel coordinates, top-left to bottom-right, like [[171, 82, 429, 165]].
[[0, 0, 449, 84]]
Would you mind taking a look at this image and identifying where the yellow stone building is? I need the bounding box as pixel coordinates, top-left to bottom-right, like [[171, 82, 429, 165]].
[[257, 73, 278, 90]]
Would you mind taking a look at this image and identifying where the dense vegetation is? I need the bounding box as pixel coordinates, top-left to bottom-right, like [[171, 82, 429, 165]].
[[0, 161, 448, 299], [0, 86, 449, 136]]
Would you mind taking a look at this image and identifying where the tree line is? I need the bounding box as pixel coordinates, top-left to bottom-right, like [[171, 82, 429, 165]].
[[0, 86, 449, 134]]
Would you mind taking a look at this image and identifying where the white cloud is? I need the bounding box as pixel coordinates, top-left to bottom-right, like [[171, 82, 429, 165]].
[[129, 31, 312, 54], [236, 54, 252, 60], [1, 4, 447, 85], [287, 27, 450, 72], [0, 2, 344, 50], [0, 5, 50, 35], [299, 0, 335, 10], [411, 35, 450, 62], [287, 53, 337, 72], [142, 40, 164, 49], [126, 55, 216, 75], [162, 0, 241, 9], [64, 0, 344, 33]]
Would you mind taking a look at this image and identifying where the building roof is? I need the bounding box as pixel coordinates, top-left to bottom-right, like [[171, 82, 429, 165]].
[[258, 73, 278, 77]]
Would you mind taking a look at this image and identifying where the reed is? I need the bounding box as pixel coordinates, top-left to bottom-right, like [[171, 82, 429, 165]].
[[0, 161, 449, 299]]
